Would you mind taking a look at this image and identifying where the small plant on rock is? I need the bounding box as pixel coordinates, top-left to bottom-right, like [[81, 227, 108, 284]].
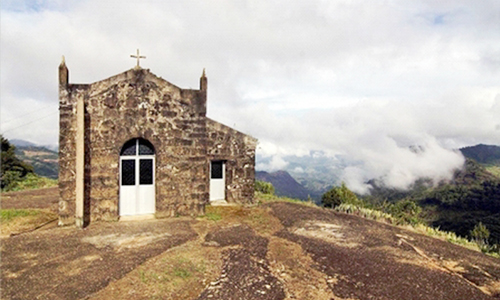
[[470, 222, 490, 249], [255, 180, 275, 195]]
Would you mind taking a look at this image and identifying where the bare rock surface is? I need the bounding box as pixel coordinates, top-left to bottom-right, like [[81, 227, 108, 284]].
[[2, 189, 500, 299], [197, 248, 285, 300], [1, 219, 197, 300], [268, 202, 500, 300], [198, 224, 285, 300]]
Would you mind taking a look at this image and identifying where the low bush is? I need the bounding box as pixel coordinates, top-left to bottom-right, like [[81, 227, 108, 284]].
[[322, 182, 361, 208], [470, 222, 490, 248], [385, 199, 422, 225], [255, 180, 275, 195]]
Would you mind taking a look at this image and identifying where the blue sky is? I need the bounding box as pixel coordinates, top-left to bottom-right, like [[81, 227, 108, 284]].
[[1, 0, 499, 192]]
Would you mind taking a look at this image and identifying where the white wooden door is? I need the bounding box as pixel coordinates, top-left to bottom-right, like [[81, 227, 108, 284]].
[[119, 139, 155, 216], [210, 161, 225, 201]]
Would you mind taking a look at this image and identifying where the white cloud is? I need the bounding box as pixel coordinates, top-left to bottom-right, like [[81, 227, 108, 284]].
[[251, 88, 498, 192], [1, 0, 499, 190], [294, 167, 304, 173], [256, 155, 288, 172]]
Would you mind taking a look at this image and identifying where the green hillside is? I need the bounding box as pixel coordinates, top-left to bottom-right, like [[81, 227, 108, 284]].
[[14, 145, 58, 179], [362, 157, 500, 247], [485, 165, 500, 178], [1, 136, 57, 191]]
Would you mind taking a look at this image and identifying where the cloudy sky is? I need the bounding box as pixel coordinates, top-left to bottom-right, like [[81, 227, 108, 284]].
[[1, 0, 499, 192]]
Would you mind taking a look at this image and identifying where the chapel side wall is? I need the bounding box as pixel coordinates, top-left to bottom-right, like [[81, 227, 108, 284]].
[[58, 85, 88, 225], [85, 69, 208, 221], [207, 119, 257, 204]]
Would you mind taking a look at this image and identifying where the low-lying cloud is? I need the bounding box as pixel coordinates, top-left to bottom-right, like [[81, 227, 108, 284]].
[[245, 89, 499, 194]]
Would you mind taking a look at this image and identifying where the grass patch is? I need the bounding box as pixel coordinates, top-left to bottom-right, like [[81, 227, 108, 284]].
[[171, 257, 202, 279], [1, 209, 40, 221], [242, 207, 283, 236], [2, 173, 57, 192], [255, 192, 317, 207], [0, 208, 57, 236], [201, 203, 284, 237], [335, 203, 395, 223], [202, 209, 222, 221], [412, 223, 480, 251], [138, 269, 147, 283]]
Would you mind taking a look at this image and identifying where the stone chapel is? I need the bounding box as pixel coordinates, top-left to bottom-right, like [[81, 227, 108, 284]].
[[58, 54, 257, 227]]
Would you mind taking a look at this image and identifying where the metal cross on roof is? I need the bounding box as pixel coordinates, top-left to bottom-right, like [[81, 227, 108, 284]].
[[130, 49, 146, 69]]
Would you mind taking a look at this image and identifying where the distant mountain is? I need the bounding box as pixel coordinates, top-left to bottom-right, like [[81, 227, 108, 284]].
[[460, 144, 500, 166], [11, 139, 58, 152], [10, 139, 38, 147], [257, 151, 344, 197], [256, 170, 312, 200], [8, 139, 59, 178], [14, 145, 58, 179]]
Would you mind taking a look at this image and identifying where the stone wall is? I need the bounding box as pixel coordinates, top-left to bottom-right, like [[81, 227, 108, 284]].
[[207, 119, 257, 204], [59, 65, 257, 225]]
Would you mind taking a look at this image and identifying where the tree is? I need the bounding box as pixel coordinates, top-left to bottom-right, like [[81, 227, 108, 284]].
[[322, 182, 359, 208], [1, 135, 34, 189], [322, 186, 342, 208]]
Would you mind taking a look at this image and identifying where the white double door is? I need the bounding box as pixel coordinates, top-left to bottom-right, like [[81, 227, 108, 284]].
[[120, 154, 155, 216]]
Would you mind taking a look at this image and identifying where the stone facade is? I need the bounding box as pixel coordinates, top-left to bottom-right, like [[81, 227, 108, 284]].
[[58, 60, 257, 226], [207, 119, 257, 204]]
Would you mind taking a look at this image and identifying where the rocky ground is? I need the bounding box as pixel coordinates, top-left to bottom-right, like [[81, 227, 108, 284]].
[[1, 189, 499, 299]]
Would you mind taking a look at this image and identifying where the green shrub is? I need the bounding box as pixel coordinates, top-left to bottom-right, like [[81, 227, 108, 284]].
[[322, 182, 360, 208], [1, 170, 23, 191], [255, 180, 275, 195], [470, 222, 490, 248], [386, 199, 422, 225]]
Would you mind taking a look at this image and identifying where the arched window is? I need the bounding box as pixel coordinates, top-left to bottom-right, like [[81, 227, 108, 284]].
[[120, 138, 155, 156]]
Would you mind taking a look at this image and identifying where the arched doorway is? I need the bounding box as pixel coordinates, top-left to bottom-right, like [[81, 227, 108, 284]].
[[119, 138, 155, 216]]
